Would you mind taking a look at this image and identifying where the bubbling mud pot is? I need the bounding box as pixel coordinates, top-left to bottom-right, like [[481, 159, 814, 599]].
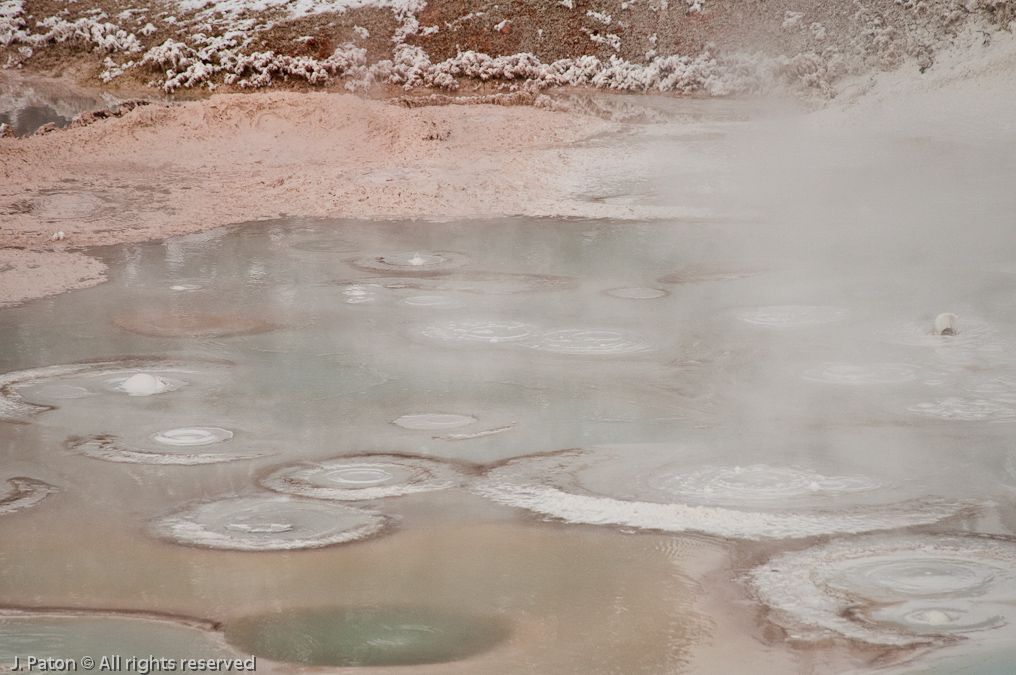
[[749, 535, 1016, 646], [347, 251, 469, 275], [151, 427, 233, 446], [886, 318, 999, 349], [647, 464, 879, 506], [475, 449, 972, 540], [67, 428, 271, 465], [522, 329, 656, 355], [413, 320, 539, 345], [260, 454, 468, 501], [1, 360, 210, 422], [389, 410, 519, 442], [152, 496, 390, 551], [871, 602, 1008, 636], [107, 372, 186, 396]]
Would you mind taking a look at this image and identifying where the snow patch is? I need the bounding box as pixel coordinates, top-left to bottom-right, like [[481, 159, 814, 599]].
[[584, 30, 622, 51]]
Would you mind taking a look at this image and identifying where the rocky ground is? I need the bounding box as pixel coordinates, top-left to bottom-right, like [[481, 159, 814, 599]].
[[2, 0, 1013, 98]]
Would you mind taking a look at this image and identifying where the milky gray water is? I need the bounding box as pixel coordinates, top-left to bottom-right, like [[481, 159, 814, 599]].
[[2, 88, 1016, 673]]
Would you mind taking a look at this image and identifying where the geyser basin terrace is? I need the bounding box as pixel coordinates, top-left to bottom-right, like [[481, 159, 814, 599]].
[[3, 206, 1016, 671], [3, 63, 1016, 674]]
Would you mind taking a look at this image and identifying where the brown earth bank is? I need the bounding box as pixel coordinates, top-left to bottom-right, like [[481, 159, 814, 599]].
[[2, 0, 1013, 97]]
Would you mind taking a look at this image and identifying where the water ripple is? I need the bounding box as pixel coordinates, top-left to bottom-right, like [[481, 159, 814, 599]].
[[803, 363, 918, 385], [522, 329, 655, 355], [736, 305, 848, 327], [414, 320, 538, 345]]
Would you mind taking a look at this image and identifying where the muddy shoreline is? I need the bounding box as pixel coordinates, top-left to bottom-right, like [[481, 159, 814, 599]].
[[0, 86, 627, 306]]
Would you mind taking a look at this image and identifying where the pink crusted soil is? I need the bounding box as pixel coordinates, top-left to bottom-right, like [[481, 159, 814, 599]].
[[0, 91, 612, 306], [0, 248, 107, 307]]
